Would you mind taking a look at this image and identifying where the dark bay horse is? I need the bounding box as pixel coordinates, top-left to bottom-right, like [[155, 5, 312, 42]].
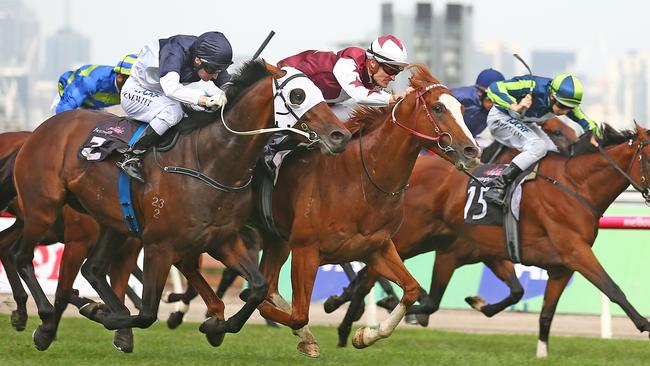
[[325, 116, 580, 345], [251, 65, 480, 357], [11, 60, 351, 351], [0, 131, 143, 351], [332, 122, 650, 357]]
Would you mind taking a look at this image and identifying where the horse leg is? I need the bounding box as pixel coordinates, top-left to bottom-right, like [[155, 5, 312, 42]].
[[79, 228, 131, 322], [174, 256, 227, 347], [202, 234, 269, 341], [164, 282, 198, 330], [466, 259, 524, 317], [323, 263, 365, 314], [107, 237, 141, 353], [352, 240, 420, 349], [0, 223, 28, 331], [536, 268, 573, 358], [257, 245, 320, 357], [102, 244, 174, 330], [337, 268, 374, 347], [567, 244, 650, 336]]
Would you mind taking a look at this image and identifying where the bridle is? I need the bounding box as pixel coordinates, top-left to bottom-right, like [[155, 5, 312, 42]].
[[359, 82, 457, 196], [597, 137, 650, 205], [390, 83, 454, 153]]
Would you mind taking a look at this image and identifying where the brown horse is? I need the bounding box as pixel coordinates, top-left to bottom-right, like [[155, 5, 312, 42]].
[[10, 60, 351, 351], [332, 122, 650, 357], [325, 116, 580, 345], [0, 131, 142, 351], [249, 65, 480, 357]]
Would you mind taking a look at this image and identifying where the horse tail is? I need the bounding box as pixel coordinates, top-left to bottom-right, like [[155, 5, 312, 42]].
[[0, 148, 20, 211]]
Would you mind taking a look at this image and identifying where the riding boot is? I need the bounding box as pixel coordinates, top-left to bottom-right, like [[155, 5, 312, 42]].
[[117, 125, 160, 183], [484, 163, 523, 206]]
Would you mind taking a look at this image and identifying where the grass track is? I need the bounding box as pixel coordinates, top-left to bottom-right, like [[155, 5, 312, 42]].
[[1, 314, 648, 365]]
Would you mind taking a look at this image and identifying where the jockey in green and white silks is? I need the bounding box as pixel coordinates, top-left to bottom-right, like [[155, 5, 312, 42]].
[[482, 73, 601, 205]]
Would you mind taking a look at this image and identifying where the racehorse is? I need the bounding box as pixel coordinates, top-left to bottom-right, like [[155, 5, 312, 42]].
[[10, 60, 351, 351], [249, 64, 480, 357], [0, 131, 142, 351], [159, 116, 578, 330], [324, 116, 579, 345], [329, 121, 650, 357]]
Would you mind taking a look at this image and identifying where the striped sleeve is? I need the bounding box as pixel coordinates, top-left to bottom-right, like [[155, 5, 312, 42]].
[[568, 108, 602, 137], [486, 78, 535, 110]]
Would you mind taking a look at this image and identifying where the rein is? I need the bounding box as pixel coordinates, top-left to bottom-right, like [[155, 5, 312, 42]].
[[391, 83, 454, 153], [359, 127, 409, 196], [597, 139, 650, 205]]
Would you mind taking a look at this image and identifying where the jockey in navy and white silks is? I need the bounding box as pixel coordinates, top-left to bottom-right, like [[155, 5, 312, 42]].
[[278, 35, 409, 119], [482, 73, 601, 205], [450, 68, 505, 148], [118, 31, 233, 183], [51, 54, 137, 114]]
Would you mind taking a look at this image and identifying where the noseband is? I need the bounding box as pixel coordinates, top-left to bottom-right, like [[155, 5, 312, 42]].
[[391, 83, 454, 153]]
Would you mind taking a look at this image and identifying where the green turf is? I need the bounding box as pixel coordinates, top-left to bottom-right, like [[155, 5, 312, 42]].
[[1, 314, 648, 365]]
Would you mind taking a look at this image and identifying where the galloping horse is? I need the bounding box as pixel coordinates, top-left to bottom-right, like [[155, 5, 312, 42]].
[[331, 122, 650, 357], [250, 65, 480, 357], [0, 131, 142, 351], [10, 60, 351, 351], [325, 116, 579, 345]]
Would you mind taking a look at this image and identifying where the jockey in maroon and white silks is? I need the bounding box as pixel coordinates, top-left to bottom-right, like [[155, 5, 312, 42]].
[[278, 35, 409, 118]]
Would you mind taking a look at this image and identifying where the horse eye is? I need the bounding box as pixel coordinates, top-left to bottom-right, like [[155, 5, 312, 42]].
[[432, 103, 445, 114], [289, 88, 306, 105]]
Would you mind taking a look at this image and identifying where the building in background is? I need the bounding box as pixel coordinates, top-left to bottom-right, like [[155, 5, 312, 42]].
[[381, 2, 474, 88], [42, 0, 90, 81], [531, 51, 575, 77], [606, 53, 650, 129], [0, 0, 40, 131]]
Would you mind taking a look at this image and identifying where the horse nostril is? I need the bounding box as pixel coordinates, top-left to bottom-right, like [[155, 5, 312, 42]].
[[330, 130, 349, 144], [464, 146, 479, 159]]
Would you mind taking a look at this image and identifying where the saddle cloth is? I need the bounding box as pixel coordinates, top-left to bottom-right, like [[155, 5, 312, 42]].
[[78, 117, 143, 161]]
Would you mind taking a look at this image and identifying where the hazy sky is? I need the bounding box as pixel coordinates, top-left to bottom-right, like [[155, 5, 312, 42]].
[[20, 0, 650, 80]]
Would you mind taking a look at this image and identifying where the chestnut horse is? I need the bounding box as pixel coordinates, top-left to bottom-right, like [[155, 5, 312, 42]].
[[331, 122, 650, 357], [325, 116, 579, 345], [10, 60, 351, 351], [0, 131, 142, 351], [248, 65, 480, 357]]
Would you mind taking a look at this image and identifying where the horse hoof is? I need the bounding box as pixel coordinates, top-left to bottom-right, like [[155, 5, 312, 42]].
[[32, 326, 54, 351], [415, 313, 430, 327], [167, 311, 184, 329], [239, 288, 251, 302], [376, 295, 399, 311], [200, 317, 227, 338], [113, 328, 134, 353], [11, 310, 27, 331], [352, 327, 368, 349], [205, 331, 226, 347], [464, 296, 486, 312], [79, 302, 109, 323], [323, 296, 340, 313], [297, 341, 321, 358]]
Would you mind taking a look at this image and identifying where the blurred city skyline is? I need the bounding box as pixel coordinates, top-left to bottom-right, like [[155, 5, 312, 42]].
[[18, 0, 650, 80]]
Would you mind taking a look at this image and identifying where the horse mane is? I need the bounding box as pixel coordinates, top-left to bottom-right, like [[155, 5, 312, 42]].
[[177, 59, 271, 133], [570, 122, 636, 155], [345, 64, 442, 137]]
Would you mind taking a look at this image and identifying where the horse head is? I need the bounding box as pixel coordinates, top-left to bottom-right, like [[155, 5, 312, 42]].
[[542, 117, 578, 155], [265, 63, 351, 154], [396, 64, 480, 170]]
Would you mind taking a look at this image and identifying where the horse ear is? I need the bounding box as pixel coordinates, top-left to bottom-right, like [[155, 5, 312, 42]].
[[264, 61, 287, 79]]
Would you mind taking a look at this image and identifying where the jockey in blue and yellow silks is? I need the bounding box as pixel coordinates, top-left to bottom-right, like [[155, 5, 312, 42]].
[[483, 73, 601, 206], [52, 54, 137, 114]]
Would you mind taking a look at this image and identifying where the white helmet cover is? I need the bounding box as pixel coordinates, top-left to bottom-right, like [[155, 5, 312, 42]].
[[366, 35, 408, 67]]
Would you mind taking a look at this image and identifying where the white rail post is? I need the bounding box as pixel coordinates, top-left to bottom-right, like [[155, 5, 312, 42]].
[[600, 292, 612, 339]]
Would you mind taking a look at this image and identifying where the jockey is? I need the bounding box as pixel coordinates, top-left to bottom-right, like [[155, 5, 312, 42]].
[[451, 68, 505, 148], [278, 34, 410, 119], [52, 54, 137, 114], [118, 31, 233, 183], [484, 73, 601, 205]]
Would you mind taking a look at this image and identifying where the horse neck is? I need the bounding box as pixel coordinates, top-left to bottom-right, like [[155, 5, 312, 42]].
[[565, 139, 638, 212], [197, 81, 274, 184], [358, 114, 421, 193]]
